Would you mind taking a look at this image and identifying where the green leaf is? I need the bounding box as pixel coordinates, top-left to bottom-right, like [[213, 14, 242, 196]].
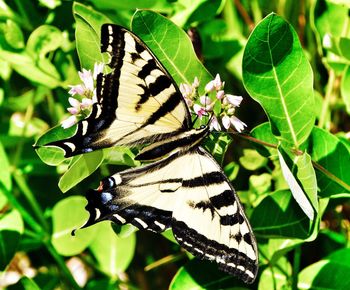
[[90, 0, 174, 12], [0, 207, 24, 271], [258, 256, 291, 290], [251, 190, 311, 238], [250, 123, 350, 197], [307, 127, 350, 196], [243, 13, 314, 148], [0, 50, 61, 88], [298, 248, 350, 290], [132, 10, 212, 93], [26, 25, 63, 58], [58, 150, 104, 193], [89, 222, 136, 277], [239, 148, 267, 170], [203, 134, 232, 165], [169, 259, 246, 290], [249, 173, 272, 195], [0, 141, 11, 192], [34, 125, 77, 166], [73, 2, 111, 69], [341, 65, 350, 115], [2, 19, 25, 49], [15, 276, 41, 290], [278, 148, 318, 220], [51, 196, 97, 256]]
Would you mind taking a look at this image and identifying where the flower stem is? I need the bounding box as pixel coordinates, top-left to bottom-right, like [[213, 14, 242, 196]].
[[292, 246, 301, 290], [13, 170, 49, 231], [45, 241, 81, 289]]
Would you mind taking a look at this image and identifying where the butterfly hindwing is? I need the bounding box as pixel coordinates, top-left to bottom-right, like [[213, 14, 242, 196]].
[[82, 147, 258, 283], [45, 24, 191, 157]]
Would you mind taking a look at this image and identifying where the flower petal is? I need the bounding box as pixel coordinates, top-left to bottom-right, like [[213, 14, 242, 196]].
[[226, 94, 243, 107], [192, 77, 199, 88], [210, 115, 221, 131], [213, 74, 223, 90], [81, 98, 93, 109], [68, 84, 85, 96], [205, 80, 215, 92], [230, 115, 247, 132], [222, 115, 230, 129], [67, 107, 79, 115], [200, 95, 211, 105], [79, 69, 94, 91], [68, 97, 80, 108], [216, 90, 225, 100], [61, 115, 77, 129]]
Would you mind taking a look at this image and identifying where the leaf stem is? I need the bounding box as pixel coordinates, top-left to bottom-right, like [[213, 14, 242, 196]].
[[12, 170, 49, 231], [45, 241, 81, 290], [234, 0, 255, 31], [237, 133, 350, 192], [318, 69, 335, 129]]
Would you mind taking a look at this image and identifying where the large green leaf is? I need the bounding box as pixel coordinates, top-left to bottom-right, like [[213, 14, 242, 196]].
[[243, 13, 314, 148], [132, 10, 212, 92], [73, 2, 111, 69], [250, 190, 311, 238], [51, 196, 97, 256], [169, 259, 246, 290], [251, 123, 350, 196], [306, 127, 350, 196], [277, 148, 318, 220], [298, 248, 350, 290], [89, 222, 136, 277], [58, 150, 104, 193]]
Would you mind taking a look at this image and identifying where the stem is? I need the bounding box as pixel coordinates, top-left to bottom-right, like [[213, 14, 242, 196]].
[[0, 183, 43, 234], [13, 170, 49, 231], [234, 0, 255, 31], [12, 101, 34, 169], [45, 241, 81, 290], [144, 252, 186, 271], [13, 0, 32, 30], [292, 246, 301, 290], [318, 69, 335, 128]]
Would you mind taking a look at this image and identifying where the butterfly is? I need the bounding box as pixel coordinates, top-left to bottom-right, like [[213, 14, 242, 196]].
[[44, 24, 258, 283]]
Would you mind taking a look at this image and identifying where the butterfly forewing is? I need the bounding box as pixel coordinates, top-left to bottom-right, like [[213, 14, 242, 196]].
[[81, 147, 258, 283], [44, 24, 191, 157]]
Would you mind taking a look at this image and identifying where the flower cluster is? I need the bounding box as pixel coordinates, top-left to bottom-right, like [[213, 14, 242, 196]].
[[180, 74, 247, 132], [61, 63, 104, 128]]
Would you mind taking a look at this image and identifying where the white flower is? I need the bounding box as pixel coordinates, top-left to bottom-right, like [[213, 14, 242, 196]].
[[230, 115, 247, 132], [222, 115, 231, 130], [216, 90, 225, 100], [68, 84, 85, 96], [67, 107, 79, 115], [81, 98, 93, 109], [209, 115, 221, 131], [61, 115, 77, 129], [193, 104, 208, 119], [225, 94, 243, 107], [192, 77, 199, 88], [78, 69, 94, 92], [213, 74, 223, 90], [180, 83, 192, 97], [205, 80, 215, 92]]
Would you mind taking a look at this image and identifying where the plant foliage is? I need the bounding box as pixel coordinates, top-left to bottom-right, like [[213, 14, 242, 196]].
[[0, 0, 349, 289]]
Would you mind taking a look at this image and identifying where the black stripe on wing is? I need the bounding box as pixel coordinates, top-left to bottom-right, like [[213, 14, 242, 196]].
[[81, 188, 172, 233], [172, 220, 257, 284]]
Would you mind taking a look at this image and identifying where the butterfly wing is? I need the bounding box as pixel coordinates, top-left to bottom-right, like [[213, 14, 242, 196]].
[[46, 24, 191, 157], [82, 147, 258, 283]]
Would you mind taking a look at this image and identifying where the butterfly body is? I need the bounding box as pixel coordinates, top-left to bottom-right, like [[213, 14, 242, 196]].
[[43, 24, 258, 283]]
